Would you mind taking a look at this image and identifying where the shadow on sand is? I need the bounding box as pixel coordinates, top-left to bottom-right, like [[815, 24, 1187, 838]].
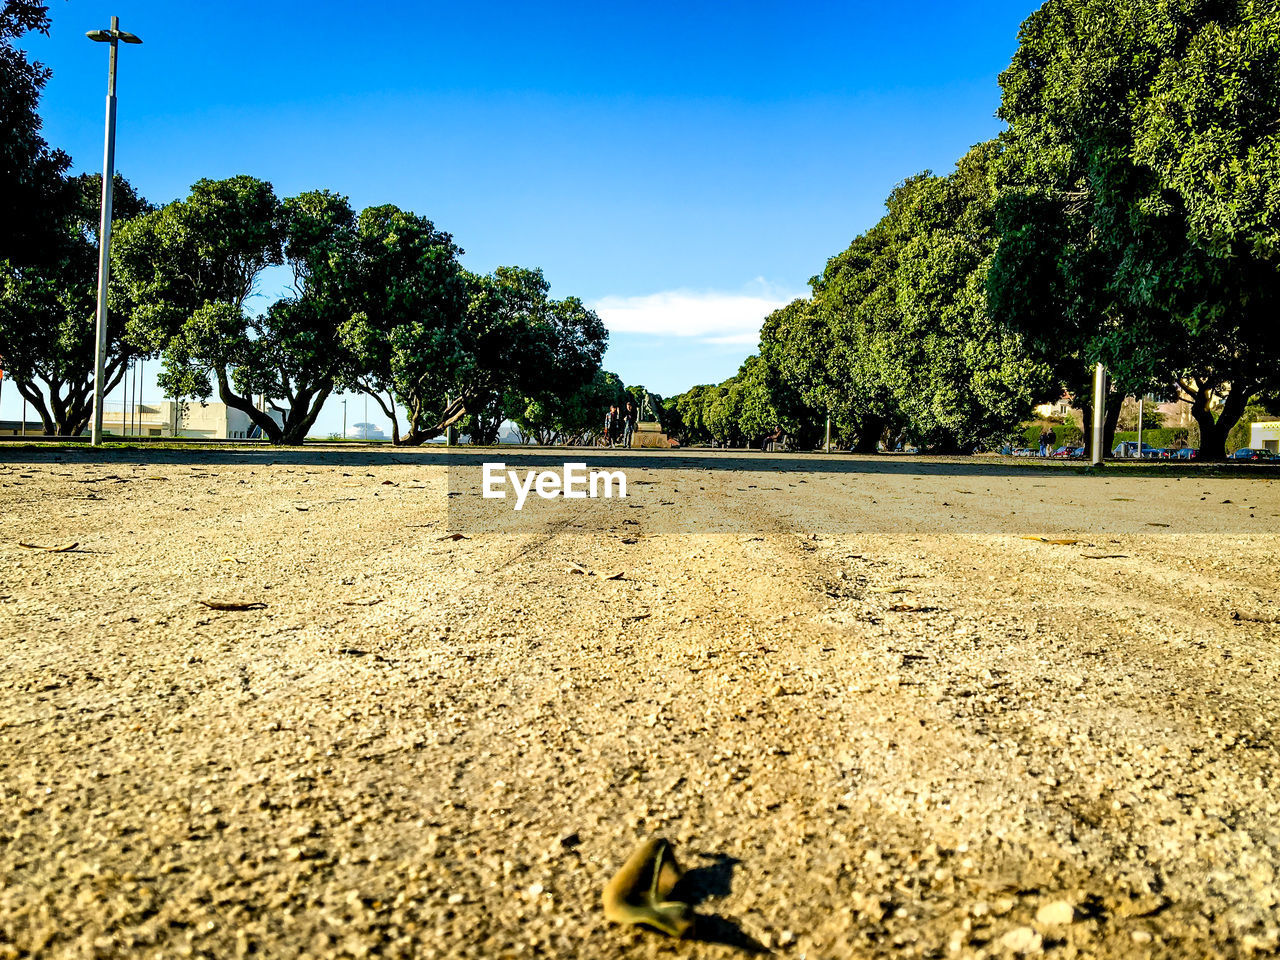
[[670, 852, 772, 954], [4, 441, 1261, 479]]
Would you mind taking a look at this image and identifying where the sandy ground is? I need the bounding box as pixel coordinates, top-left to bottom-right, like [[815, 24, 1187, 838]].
[[1, 447, 1278, 959]]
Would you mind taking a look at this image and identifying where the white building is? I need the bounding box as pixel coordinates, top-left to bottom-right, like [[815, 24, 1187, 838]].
[[103, 401, 283, 439], [1249, 422, 1280, 454]]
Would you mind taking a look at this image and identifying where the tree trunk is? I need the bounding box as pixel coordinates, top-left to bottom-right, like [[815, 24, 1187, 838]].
[[397, 395, 468, 446], [1189, 382, 1251, 461], [14, 380, 55, 435], [277, 383, 333, 445], [361, 388, 401, 445], [1102, 394, 1122, 458], [214, 367, 297, 444], [1078, 387, 1123, 460], [853, 415, 884, 454]]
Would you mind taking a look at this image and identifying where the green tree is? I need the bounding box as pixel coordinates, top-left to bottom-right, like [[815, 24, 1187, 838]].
[[502, 288, 607, 444], [876, 144, 1048, 451], [803, 144, 1045, 453], [1134, 8, 1280, 261], [668, 383, 716, 445], [0, 173, 151, 435], [703, 383, 740, 447], [338, 204, 469, 444], [116, 177, 357, 444], [758, 298, 872, 449], [342, 211, 606, 446], [993, 0, 1280, 458], [513, 367, 625, 445], [0, 1, 73, 267]]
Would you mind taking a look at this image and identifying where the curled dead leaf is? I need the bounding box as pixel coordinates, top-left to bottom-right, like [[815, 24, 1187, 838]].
[[602, 838, 692, 938], [197, 599, 267, 611]]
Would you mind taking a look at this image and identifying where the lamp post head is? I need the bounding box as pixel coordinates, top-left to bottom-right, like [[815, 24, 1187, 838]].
[[86, 27, 143, 44]]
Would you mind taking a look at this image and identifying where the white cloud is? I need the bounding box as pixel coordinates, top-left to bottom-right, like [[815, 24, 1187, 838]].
[[591, 280, 800, 344], [700, 332, 764, 346]]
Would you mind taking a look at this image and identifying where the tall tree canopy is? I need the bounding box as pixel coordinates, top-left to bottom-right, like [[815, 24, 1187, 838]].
[[0, 0, 72, 267], [779, 143, 1046, 453], [0, 173, 152, 435], [342, 217, 607, 446], [992, 0, 1280, 458], [115, 177, 361, 444]]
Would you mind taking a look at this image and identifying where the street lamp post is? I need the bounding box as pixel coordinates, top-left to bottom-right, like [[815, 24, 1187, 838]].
[[87, 17, 142, 446], [1091, 363, 1107, 466], [342, 398, 347, 440]]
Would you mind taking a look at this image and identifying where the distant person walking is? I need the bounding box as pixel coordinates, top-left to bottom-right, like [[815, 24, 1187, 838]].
[[622, 400, 638, 448], [604, 404, 621, 447], [1045, 427, 1057, 455], [1038, 429, 1049, 457]]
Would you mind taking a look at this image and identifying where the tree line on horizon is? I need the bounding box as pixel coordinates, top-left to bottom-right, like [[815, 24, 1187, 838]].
[[3, 0, 1278, 456], [668, 0, 1280, 460]]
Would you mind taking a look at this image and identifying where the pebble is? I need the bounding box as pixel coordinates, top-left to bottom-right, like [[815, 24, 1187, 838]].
[[999, 926, 1043, 954], [1035, 900, 1075, 926]]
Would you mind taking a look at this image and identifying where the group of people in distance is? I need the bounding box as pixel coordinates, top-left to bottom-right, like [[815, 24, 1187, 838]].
[[604, 400, 638, 448], [1037, 426, 1058, 457]]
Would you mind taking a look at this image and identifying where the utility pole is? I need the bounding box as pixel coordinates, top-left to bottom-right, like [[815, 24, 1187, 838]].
[[87, 17, 142, 446], [342, 398, 347, 439], [1137, 394, 1144, 459], [824, 414, 831, 453], [1091, 363, 1107, 466]]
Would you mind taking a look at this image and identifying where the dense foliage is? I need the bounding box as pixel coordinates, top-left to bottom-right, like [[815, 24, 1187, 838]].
[[0, 173, 151, 434], [673, 144, 1048, 452], [991, 0, 1280, 458], [672, 0, 1280, 459], [0, 1, 72, 267]]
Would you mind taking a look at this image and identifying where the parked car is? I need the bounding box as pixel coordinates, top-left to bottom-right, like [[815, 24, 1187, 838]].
[[1111, 441, 1160, 458], [1049, 445, 1084, 458], [1228, 448, 1276, 461], [1170, 447, 1198, 460]]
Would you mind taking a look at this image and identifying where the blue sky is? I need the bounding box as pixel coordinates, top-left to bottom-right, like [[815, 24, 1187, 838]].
[[2, 0, 1038, 437]]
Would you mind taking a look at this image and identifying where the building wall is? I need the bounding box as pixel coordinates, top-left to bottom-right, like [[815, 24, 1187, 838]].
[[101, 402, 171, 437], [1250, 422, 1280, 454], [1033, 393, 1075, 420], [0, 420, 46, 436], [103, 401, 282, 439]]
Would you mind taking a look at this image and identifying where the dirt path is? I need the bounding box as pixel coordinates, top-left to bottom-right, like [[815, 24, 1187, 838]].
[[1, 450, 1277, 958]]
